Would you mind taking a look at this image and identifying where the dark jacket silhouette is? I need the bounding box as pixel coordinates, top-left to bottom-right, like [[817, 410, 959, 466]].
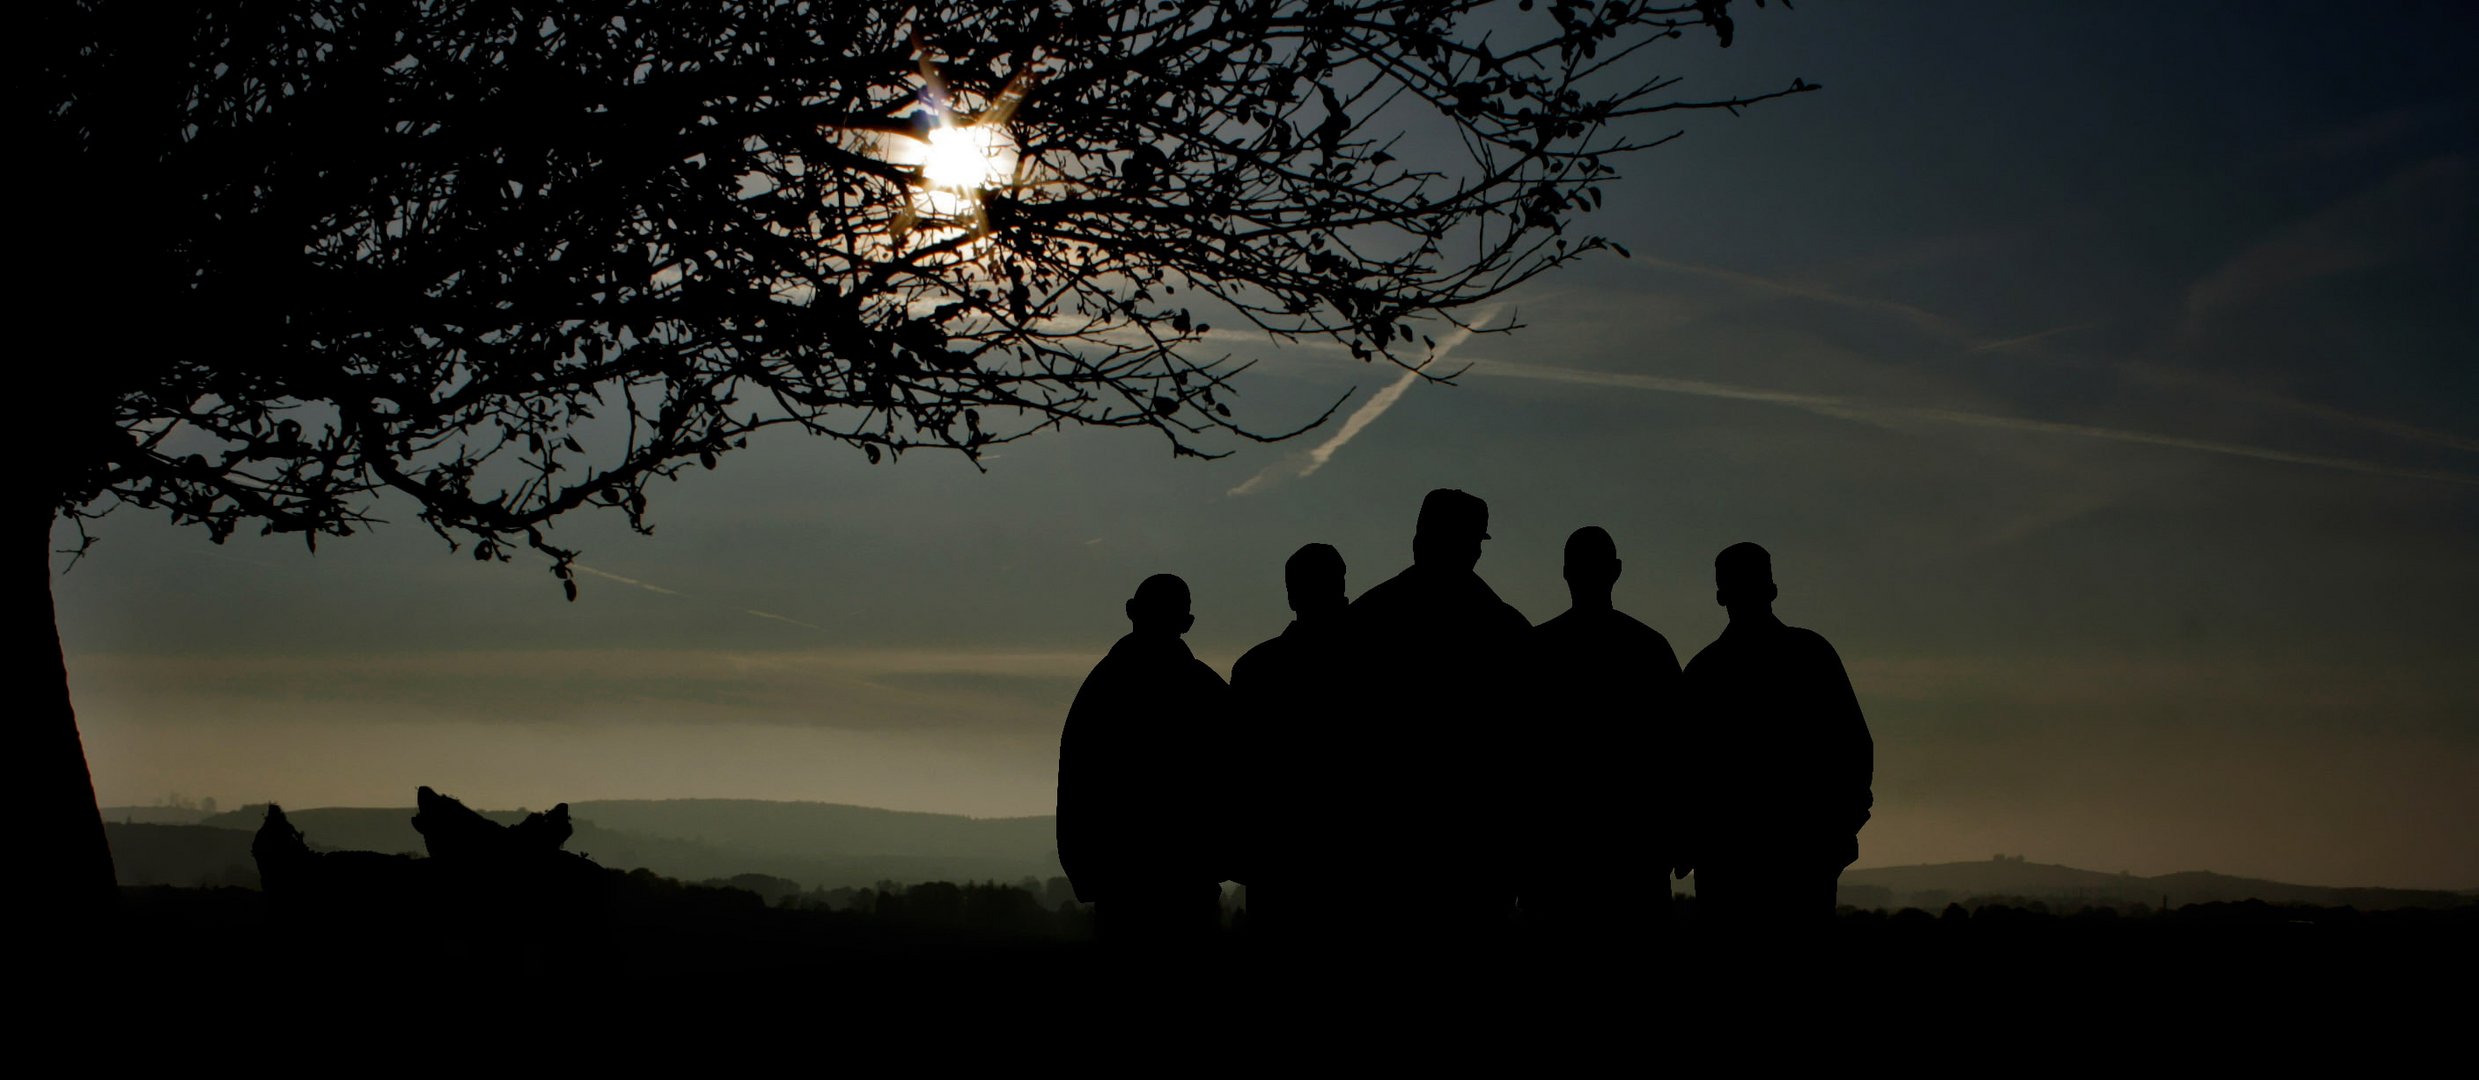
[[1346, 490, 1531, 930], [1055, 575, 1231, 936], [1522, 527, 1684, 937], [1229, 543, 1354, 936], [1681, 543, 1873, 924]]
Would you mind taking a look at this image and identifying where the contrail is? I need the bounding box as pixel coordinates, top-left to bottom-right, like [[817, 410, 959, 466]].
[[745, 609, 824, 631], [573, 562, 827, 630], [1908, 405, 2479, 485], [1621, 254, 2479, 459], [1636, 257, 2081, 357], [1476, 362, 2479, 487], [572, 563, 682, 595], [1623, 254, 1968, 339], [1228, 306, 1502, 497], [1973, 322, 2095, 352], [2118, 364, 2479, 456]]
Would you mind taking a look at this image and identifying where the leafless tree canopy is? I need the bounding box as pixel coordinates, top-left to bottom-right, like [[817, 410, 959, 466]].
[[37, 0, 1808, 587]]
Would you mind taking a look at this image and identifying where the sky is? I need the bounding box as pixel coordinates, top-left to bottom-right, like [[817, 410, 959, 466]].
[[54, 2, 2477, 889]]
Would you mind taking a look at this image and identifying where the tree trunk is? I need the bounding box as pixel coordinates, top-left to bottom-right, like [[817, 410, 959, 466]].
[[34, 509, 116, 916]]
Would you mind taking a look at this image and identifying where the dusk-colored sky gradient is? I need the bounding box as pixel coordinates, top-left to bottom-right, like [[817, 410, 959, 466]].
[[56, 2, 2476, 888]]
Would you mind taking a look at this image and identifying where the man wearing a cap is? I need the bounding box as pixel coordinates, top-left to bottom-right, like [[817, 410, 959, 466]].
[[1680, 542, 1874, 928], [1056, 573, 1234, 948], [1347, 488, 1533, 939]]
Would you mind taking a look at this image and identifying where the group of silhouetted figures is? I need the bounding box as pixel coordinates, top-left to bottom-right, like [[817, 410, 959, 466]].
[[1057, 488, 1875, 956]]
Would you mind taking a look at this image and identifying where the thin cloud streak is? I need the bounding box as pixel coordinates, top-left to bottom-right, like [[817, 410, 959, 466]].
[[1476, 361, 2479, 487], [1973, 322, 2095, 352], [1613, 252, 2479, 465], [745, 609, 823, 631], [70, 645, 1103, 683], [1631, 254, 2092, 360], [573, 563, 682, 596], [575, 562, 826, 630], [2176, 155, 2470, 345], [1228, 305, 1502, 497], [1624, 253, 1971, 339], [2119, 364, 2479, 456]]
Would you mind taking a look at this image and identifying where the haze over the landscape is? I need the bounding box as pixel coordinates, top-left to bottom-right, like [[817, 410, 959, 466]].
[[57, 3, 2475, 890]]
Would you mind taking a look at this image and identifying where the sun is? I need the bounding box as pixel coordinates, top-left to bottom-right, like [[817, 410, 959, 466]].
[[920, 123, 1015, 191], [888, 120, 1018, 223]]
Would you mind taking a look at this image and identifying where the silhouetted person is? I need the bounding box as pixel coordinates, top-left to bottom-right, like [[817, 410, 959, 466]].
[[1680, 543, 1873, 930], [1521, 526, 1684, 947], [1230, 543, 1354, 946], [1056, 574, 1233, 950], [1349, 489, 1532, 943]]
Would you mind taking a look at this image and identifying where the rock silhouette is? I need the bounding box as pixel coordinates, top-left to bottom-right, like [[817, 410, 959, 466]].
[[251, 802, 421, 907], [251, 787, 609, 970]]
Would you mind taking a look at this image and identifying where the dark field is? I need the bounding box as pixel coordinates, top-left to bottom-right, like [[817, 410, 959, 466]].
[[83, 877, 2477, 992], [43, 879, 2465, 1065]]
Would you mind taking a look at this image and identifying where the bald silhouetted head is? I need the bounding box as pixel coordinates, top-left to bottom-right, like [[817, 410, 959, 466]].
[[1284, 543, 1347, 620], [1412, 488, 1490, 571], [1715, 542, 1777, 619], [1563, 526, 1621, 610], [1126, 573, 1195, 637]]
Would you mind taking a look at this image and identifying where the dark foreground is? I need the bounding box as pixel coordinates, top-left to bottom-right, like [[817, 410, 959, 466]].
[[56, 881, 2474, 1047]]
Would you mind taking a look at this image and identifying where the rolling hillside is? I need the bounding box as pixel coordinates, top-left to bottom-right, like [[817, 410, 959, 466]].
[[144, 799, 1064, 891], [1835, 858, 2469, 911], [106, 803, 2469, 909]]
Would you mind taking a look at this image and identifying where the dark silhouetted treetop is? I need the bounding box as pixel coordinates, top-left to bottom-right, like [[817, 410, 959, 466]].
[[37, 0, 1810, 583]]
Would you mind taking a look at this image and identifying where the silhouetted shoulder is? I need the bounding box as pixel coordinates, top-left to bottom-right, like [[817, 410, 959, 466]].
[[1347, 569, 1416, 611], [1232, 636, 1281, 687], [1686, 615, 1804, 672], [1538, 608, 1680, 679], [1066, 634, 1226, 728], [1466, 573, 1532, 632], [1796, 625, 1840, 650], [1627, 613, 1682, 669], [1556, 606, 1675, 639], [1683, 630, 1733, 674], [1188, 653, 1232, 690], [1539, 607, 1666, 643], [1349, 566, 1525, 631], [1490, 597, 1532, 633], [1781, 623, 1848, 665], [1683, 639, 1714, 674], [1611, 609, 1661, 636]]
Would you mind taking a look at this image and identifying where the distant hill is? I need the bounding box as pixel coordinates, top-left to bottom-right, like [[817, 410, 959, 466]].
[[197, 805, 438, 855], [187, 798, 1063, 891], [565, 798, 1053, 862], [105, 823, 258, 888], [102, 806, 219, 826], [1836, 858, 2470, 912], [143, 799, 2465, 910]]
